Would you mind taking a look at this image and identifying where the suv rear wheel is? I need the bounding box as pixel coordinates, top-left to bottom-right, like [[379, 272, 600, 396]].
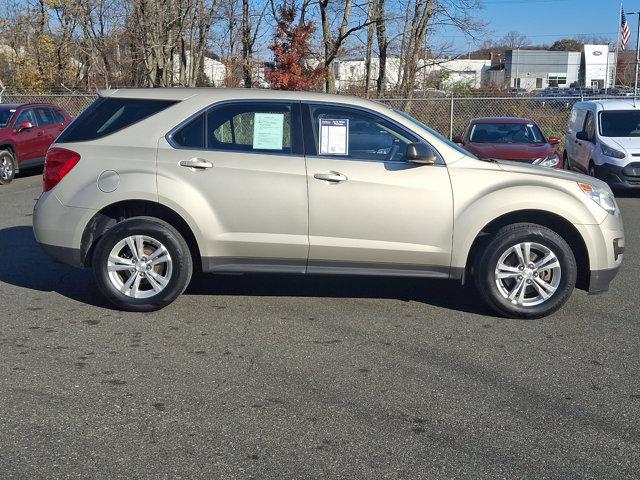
[[92, 217, 193, 311], [474, 223, 577, 319], [0, 149, 16, 185]]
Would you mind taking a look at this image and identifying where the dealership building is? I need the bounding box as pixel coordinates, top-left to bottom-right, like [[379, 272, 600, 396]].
[[502, 45, 616, 91]]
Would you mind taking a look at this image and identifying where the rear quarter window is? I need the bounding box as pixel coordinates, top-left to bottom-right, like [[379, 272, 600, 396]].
[[57, 97, 177, 143]]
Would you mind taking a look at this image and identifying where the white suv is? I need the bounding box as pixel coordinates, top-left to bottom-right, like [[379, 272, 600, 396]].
[[33, 89, 624, 317], [564, 99, 640, 188]]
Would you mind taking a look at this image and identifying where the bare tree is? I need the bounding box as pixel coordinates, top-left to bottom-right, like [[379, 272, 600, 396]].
[[500, 31, 530, 49], [397, 0, 483, 106], [363, 0, 375, 97], [373, 0, 389, 96], [318, 0, 374, 93], [241, 0, 268, 87]]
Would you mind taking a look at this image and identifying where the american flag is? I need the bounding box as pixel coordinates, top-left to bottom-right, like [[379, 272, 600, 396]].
[[621, 8, 631, 50]]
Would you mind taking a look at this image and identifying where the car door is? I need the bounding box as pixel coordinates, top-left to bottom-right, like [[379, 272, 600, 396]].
[[575, 109, 596, 172], [156, 100, 309, 273], [34, 107, 58, 156], [50, 108, 71, 137], [303, 103, 454, 276], [12, 108, 41, 164]]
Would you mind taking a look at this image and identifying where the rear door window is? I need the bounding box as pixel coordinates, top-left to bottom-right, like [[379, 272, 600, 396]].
[[205, 102, 300, 154], [57, 97, 177, 143], [35, 108, 56, 126], [51, 109, 66, 123]]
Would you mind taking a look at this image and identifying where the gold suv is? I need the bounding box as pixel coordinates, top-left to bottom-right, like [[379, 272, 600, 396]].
[[33, 89, 624, 318]]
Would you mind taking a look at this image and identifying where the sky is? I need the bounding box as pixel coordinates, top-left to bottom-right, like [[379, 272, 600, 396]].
[[442, 0, 629, 52]]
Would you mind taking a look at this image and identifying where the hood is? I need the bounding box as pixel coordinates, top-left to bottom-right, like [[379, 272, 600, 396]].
[[466, 142, 555, 161], [496, 160, 610, 188], [604, 137, 640, 151]]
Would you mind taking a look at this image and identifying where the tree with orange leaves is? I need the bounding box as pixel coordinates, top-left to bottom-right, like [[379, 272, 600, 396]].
[[266, 1, 324, 91]]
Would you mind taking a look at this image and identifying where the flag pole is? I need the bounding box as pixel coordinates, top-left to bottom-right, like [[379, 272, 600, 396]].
[[612, 3, 622, 92], [635, 12, 640, 101]]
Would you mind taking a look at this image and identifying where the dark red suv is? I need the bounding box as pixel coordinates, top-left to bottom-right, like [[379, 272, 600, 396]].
[[453, 117, 563, 169], [0, 103, 73, 185]]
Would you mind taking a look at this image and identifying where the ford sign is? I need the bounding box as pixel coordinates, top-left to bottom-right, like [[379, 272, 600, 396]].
[[593, 51, 603, 56]]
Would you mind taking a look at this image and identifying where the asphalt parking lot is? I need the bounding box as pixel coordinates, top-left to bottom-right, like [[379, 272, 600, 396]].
[[0, 172, 639, 479]]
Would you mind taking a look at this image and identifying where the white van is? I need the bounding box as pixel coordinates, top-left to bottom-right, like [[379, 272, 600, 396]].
[[565, 99, 640, 189]]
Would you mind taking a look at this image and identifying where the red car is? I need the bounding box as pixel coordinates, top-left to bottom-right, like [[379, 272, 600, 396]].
[[453, 117, 563, 169], [0, 103, 73, 185]]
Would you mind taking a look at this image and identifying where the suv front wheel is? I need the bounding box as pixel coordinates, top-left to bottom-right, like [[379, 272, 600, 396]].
[[92, 217, 193, 311], [474, 223, 577, 319]]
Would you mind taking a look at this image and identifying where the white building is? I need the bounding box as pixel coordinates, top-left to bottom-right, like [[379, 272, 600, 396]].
[[504, 45, 616, 91], [332, 56, 490, 92]]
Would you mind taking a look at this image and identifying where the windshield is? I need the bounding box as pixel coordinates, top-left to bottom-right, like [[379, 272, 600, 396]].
[[0, 109, 15, 128], [469, 122, 545, 144], [599, 110, 640, 137], [394, 109, 476, 158]]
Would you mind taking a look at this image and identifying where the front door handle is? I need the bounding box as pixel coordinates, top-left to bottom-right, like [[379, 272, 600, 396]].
[[179, 158, 213, 169], [314, 171, 347, 183]]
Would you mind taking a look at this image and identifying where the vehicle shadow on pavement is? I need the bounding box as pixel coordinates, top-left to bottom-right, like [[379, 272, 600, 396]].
[[0, 225, 110, 308], [187, 272, 493, 316], [0, 225, 492, 315]]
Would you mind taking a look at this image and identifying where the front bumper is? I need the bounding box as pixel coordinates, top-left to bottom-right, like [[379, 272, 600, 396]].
[[597, 162, 640, 189], [588, 265, 622, 294], [576, 211, 624, 294]]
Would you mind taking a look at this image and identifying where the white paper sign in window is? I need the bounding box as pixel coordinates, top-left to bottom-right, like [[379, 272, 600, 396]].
[[319, 119, 349, 155], [253, 113, 284, 150]]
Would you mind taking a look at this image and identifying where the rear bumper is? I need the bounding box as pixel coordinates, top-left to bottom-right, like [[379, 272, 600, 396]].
[[33, 190, 95, 267], [597, 162, 640, 189], [38, 242, 83, 267]]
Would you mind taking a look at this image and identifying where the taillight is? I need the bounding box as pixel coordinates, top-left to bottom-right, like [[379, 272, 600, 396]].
[[43, 147, 80, 192]]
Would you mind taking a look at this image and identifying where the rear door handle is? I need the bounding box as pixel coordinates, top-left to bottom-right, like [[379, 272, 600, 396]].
[[179, 158, 213, 169], [314, 171, 347, 183]]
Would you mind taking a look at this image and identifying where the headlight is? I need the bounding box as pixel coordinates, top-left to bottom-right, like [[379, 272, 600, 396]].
[[578, 182, 618, 215], [600, 143, 626, 159], [533, 154, 560, 167]]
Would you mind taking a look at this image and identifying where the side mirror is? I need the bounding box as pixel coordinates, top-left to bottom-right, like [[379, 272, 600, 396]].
[[406, 142, 437, 165], [452, 135, 464, 144], [17, 121, 33, 131], [576, 131, 590, 142], [547, 137, 561, 145]]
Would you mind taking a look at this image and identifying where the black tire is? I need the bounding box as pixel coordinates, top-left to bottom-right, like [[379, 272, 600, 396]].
[[563, 151, 571, 171], [588, 161, 597, 178], [474, 223, 577, 319], [92, 217, 193, 312], [0, 149, 16, 185]]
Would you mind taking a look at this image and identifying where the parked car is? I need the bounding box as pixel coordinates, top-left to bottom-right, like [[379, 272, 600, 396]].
[[452, 117, 563, 168], [0, 103, 73, 184], [33, 89, 624, 318], [565, 99, 640, 189]]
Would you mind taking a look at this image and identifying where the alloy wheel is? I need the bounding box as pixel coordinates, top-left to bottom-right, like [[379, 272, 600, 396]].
[[494, 242, 561, 307], [0, 156, 13, 181], [107, 235, 173, 298]]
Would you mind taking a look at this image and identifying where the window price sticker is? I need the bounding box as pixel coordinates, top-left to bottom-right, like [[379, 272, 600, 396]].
[[319, 119, 349, 155]]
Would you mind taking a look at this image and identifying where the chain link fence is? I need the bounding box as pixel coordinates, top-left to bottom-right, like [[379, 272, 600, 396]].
[[378, 95, 631, 152], [1, 92, 633, 152], [0, 93, 97, 116]]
